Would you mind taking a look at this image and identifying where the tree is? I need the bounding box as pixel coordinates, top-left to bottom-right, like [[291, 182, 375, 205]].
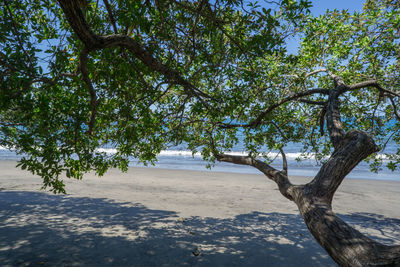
[[1, 0, 399, 265]]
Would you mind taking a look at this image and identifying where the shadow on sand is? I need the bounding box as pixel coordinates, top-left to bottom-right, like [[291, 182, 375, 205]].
[[1, 191, 398, 267]]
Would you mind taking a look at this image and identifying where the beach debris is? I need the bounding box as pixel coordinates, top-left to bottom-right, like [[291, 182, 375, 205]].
[[192, 247, 201, 257], [177, 217, 187, 223]]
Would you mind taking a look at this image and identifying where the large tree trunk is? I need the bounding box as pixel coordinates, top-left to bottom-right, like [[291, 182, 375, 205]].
[[289, 130, 400, 266], [293, 130, 400, 266], [295, 194, 400, 266], [217, 130, 400, 266]]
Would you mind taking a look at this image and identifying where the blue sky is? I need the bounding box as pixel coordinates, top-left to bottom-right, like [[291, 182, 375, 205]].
[[310, 0, 365, 15]]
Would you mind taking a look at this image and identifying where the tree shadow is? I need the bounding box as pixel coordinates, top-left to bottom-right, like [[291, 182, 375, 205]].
[[0, 191, 340, 266], [338, 212, 400, 246]]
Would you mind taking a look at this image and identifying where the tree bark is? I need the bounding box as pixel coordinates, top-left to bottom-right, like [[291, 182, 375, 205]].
[[294, 130, 400, 266], [295, 194, 400, 266], [217, 130, 400, 266]]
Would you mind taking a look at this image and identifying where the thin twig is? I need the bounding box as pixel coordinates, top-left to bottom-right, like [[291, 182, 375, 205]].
[[4, 2, 34, 67], [79, 49, 97, 135], [103, 0, 118, 34], [388, 95, 400, 121]]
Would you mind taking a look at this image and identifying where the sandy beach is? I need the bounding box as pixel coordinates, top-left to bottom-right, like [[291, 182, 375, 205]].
[[0, 161, 399, 266]]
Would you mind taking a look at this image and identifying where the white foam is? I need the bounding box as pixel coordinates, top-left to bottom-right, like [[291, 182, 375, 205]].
[[93, 148, 323, 161], [96, 148, 118, 154], [2, 145, 394, 163]]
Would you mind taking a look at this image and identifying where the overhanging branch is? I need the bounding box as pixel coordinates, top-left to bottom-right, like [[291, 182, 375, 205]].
[[250, 88, 329, 127], [57, 0, 213, 105], [217, 88, 329, 129], [346, 80, 400, 98], [215, 153, 295, 200]]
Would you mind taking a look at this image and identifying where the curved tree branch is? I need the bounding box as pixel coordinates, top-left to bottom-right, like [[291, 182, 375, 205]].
[[304, 70, 400, 99], [218, 88, 329, 129], [57, 0, 213, 103], [304, 69, 345, 87], [251, 88, 330, 128], [304, 68, 327, 78], [325, 77, 399, 149], [346, 80, 400, 98], [215, 153, 296, 200]]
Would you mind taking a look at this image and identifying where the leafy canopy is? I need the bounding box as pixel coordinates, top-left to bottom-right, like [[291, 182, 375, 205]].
[[0, 0, 399, 193]]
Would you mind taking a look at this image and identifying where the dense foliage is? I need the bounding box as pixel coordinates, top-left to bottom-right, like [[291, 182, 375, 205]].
[[0, 0, 399, 193]]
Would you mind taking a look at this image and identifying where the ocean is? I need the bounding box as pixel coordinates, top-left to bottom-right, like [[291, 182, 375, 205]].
[[1, 140, 399, 181]]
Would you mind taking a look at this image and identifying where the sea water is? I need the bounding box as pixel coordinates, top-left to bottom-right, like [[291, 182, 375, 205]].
[[1, 140, 399, 181]]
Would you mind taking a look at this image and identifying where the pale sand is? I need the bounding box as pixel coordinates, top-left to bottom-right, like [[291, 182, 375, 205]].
[[0, 161, 399, 266]]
